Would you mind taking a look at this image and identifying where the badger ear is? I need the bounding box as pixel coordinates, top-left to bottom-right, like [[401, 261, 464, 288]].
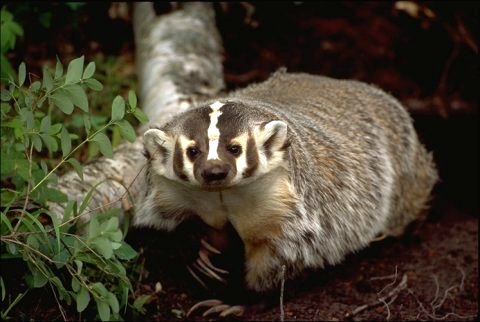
[[254, 120, 289, 158], [144, 129, 174, 160]]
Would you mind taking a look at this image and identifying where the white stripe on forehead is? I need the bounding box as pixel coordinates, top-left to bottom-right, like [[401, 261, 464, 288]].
[[207, 101, 224, 160]]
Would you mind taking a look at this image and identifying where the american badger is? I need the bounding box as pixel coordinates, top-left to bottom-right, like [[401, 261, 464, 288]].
[[134, 71, 438, 293]]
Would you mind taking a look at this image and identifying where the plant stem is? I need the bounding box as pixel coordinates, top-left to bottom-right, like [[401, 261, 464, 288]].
[[12, 144, 34, 233], [30, 120, 114, 195]]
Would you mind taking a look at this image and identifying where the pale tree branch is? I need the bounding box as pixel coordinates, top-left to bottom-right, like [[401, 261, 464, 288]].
[[48, 2, 225, 221]]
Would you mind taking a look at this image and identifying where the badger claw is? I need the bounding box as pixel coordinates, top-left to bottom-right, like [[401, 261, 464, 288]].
[[187, 238, 230, 288], [187, 299, 223, 317], [187, 299, 245, 317], [200, 238, 222, 254]]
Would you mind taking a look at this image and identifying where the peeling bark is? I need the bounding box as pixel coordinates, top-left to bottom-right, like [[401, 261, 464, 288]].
[[134, 2, 224, 132], [49, 2, 224, 221]]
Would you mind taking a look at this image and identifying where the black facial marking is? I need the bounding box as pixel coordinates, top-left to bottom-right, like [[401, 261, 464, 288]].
[[243, 135, 259, 178], [173, 140, 189, 182], [181, 108, 211, 141]]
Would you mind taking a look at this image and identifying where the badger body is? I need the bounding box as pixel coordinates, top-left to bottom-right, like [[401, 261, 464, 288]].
[[134, 71, 438, 291]]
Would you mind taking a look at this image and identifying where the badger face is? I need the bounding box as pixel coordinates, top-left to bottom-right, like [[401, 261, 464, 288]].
[[144, 101, 289, 191]]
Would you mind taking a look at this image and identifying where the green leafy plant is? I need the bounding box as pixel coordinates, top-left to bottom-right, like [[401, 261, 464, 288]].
[[0, 56, 148, 321], [0, 7, 24, 81]]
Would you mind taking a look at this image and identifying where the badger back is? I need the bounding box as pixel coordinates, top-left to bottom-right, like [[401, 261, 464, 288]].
[[230, 72, 437, 248]]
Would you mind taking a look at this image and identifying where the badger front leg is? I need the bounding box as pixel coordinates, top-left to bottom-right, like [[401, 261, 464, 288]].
[[187, 229, 231, 288], [186, 224, 247, 318], [242, 238, 293, 292]]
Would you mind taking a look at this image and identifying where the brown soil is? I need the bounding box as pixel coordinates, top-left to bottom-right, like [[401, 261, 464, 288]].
[[4, 2, 478, 321]]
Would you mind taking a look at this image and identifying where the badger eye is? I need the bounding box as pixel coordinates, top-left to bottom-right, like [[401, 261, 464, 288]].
[[186, 147, 200, 159], [227, 144, 242, 157]]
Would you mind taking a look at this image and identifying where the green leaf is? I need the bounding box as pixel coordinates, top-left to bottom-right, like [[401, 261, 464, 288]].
[[79, 183, 100, 216], [62, 200, 76, 225], [6, 242, 17, 255], [66, 158, 84, 181], [107, 292, 119, 314], [83, 114, 91, 135], [40, 133, 58, 153], [52, 248, 69, 269], [133, 294, 150, 313], [1, 88, 11, 101], [26, 234, 40, 249], [50, 276, 70, 303], [65, 56, 84, 84], [133, 109, 149, 124], [18, 62, 26, 86], [47, 212, 62, 253], [103, 217, 119, 232], [32, 134, 43, 152], [77, 286, 91, 312], [96, 299, 111, 322], [40, 115, 51, 134], [30, 266, 48, 288], [84, 78, 103, 91], [115, 242, 138, 260], [50, 91, 74, 114], [0, 276, 5, 301], [128, 90, 137, 109], [111, 241, 122, 249], [44, 187, 68, 203], [0, 212, 14, 233], [83, 61, 95, 79], [23, 211, 48, 237], [61, 126, 72, 157], [55, 57, 63, 80], [91, 132, 113, 158], [0, 102, 11, 117], [42, 66, 54, 91], [64, 84, 88, 112], [93, 237, 113, 259], [40, 160, 48, 174], [71, 277, 80, 292], [111, 95, 125, 121], [87, 217, 100, 239], [115, 119, 136, 142], [19, 108, 34, 129], [49, 123, 62, 135], [74, 260, 83, 274], [29, 81, 41, 92]]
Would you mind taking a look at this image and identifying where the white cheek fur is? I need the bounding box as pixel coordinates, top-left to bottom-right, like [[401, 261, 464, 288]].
[[177, 135, 198, 183]]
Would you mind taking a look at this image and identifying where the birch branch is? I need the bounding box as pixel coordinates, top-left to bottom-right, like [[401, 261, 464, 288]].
[[134, 2, 224, 132], [48, 2, 224, 221]]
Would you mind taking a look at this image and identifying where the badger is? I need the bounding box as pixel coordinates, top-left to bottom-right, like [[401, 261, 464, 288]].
[[133, 71, 438, 316]]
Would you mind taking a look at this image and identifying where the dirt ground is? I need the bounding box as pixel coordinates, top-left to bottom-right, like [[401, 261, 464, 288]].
[[4, 2, 478, 321]]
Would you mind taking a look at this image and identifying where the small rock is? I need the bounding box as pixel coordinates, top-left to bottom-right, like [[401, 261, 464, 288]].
[[155, 281, 162, 293]]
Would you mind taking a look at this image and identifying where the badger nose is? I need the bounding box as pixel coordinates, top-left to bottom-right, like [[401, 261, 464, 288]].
[[202, 162, 231, 183]]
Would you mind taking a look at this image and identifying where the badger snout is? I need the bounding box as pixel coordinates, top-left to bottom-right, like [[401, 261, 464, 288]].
[[202, 161, 231, 182]]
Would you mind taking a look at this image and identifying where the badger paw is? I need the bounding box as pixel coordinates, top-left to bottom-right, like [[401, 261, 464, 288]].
[[187, 238, 229, 288], [186, 299, 245, 318]]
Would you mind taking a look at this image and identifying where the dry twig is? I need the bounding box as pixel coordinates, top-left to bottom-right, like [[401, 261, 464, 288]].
[[345, 272, 408, 320], [408, 265, 474, 321], [280, 265, 286, 322]]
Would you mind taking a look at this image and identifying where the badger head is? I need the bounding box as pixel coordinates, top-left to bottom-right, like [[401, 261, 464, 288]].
[[144, 100, 289, 191]]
